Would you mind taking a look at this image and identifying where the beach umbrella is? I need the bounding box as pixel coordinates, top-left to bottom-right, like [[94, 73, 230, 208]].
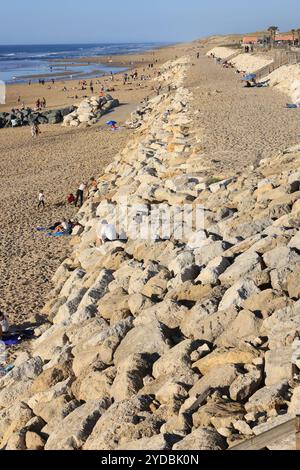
[[106, 120, 117, 126]]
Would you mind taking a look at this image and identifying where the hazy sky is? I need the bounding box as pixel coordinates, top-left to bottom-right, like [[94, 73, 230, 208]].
[[1, 0, 300, 44]]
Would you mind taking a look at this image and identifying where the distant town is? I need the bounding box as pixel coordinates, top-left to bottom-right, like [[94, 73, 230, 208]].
[[242, 26, 300, 47]]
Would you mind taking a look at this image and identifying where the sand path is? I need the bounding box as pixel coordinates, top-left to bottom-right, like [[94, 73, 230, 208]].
[[0, 44, 192, 326], [186, 53, 300, 175]]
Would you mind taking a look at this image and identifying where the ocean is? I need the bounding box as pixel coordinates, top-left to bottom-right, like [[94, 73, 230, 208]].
[[0, 42, 166, 84]]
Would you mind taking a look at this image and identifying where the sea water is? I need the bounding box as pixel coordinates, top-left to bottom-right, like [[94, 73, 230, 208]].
[[0, 42, 166, 84]]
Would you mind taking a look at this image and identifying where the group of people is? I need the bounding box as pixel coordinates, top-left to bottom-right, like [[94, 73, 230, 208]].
[[244, 44, 254, 53], [35, 98, 46, 110], [46, 218, 83, 236], [209, 53, 271, 90], [37, 177, 99, 213]]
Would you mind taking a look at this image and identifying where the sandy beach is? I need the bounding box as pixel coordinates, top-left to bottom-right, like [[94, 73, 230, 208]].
[[0, 42, 191, 325]]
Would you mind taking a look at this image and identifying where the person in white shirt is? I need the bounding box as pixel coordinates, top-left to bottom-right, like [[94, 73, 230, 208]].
[[75, 182, 86, 207], [38, 190, 45, 209], [0, 311, 9, 338], [96, 220, 117, 245]]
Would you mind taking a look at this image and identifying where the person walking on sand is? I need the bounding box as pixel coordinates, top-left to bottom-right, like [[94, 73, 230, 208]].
[[31, 122, 40, 138], [38, 190, 45, 209], [75, 182, 86, 208]]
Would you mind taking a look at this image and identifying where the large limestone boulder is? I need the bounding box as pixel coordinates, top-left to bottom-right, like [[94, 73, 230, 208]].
[[262, 304, 300, 349], [216, 310, 263, 348], [265, 347, 293, 386], [192, 399, 245, 429], [30, 365, 71, 395], [136, 299, 188, 329], [180, 305, 238, 343], [117, 434, 172, 450], [84, 396, 161, 450], [245, 381, 290, 414], [44, 400, 110, 450], [34, 395, 80, 435], [229, 365, 263, 401], [196, 256, 231, 285], [71, 365, 116, 402], [97, 288, 130, 321], [26, 378, 73, 416], [193, 345, 260, 375], [113, 320, 171, 366], [288, 386, 300, 414], [189, 364, 239, 399], [218, 279, 260, 311], [173, 428, 227, 451], [142, 268, 171, 300], [152, 340, 200, 381], [0, 380, 34, 409], [219, 251, 263, 286], [70, 269, 114, 324], [243, 289, 289, 319], [32, 325, 69, 361], [263, 246, 300, 270], [0, 402, 34, 448], [110, 354, 152, 402]]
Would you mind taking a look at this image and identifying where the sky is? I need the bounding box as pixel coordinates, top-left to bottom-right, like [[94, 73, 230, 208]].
[[1, 0, 300, 44]]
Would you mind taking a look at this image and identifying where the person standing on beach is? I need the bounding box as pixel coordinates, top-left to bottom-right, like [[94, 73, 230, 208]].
[[38, 190, 45, 209], [31, 123, 40, 138], [0, 311, 10, 339], [75, 182, 86, 208]]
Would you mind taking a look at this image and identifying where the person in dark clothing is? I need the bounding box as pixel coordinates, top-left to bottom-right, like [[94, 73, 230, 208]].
[[75, 182, 86, 207]]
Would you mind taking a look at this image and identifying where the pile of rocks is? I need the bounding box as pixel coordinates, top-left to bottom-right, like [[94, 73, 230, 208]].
[[62, 95, 120, 128], [1, 56, 300, 451], [0, 106, 76, 128], [207, 46, 274, 74]]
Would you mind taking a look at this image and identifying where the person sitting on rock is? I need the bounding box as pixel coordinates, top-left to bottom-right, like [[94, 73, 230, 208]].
[[89, 177, 98, 195], [0, 311, 9, 339], [96, 220, 117, 246]]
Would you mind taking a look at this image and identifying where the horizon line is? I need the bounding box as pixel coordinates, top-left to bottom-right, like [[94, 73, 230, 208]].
[[0, 40, 178, 47]]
